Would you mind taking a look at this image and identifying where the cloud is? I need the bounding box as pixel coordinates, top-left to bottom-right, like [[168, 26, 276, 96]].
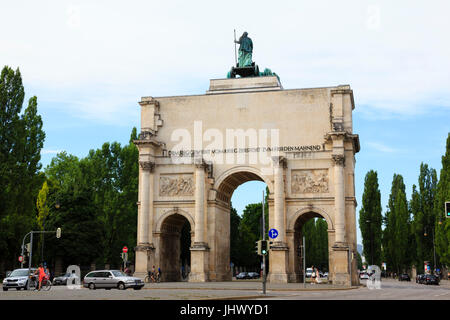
[[41, 149, 63, 155], [365, 142, 398, 153]]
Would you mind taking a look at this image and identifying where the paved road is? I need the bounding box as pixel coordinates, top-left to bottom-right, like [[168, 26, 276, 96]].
[[0, 279, 448, 300]]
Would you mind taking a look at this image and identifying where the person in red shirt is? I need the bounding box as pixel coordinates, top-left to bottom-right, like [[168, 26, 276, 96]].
[[34, 264, 46, 291]]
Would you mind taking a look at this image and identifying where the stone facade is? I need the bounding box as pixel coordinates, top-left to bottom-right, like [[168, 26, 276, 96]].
[[134, 76, 360, 286]]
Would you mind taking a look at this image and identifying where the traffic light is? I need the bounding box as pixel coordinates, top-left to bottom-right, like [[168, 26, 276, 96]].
[[25, 243, 31, 255], [256, 240, 262, 255], [446, 202, 450, 218], [261, 240, 268, 255]]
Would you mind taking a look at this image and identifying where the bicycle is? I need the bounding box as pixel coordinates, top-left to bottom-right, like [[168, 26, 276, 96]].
[[29, 275, 52, 291], [144, 271, 152, 283], [144, 271, 161, 283]]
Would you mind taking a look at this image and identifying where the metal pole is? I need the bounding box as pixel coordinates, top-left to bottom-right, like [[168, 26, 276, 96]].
[[262, 190, 266, 294], [27, 232, 33, 290], [21, 232, 30, 268]]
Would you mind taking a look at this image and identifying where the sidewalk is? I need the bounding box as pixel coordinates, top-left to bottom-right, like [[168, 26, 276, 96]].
[[143, 280, 361, 292]]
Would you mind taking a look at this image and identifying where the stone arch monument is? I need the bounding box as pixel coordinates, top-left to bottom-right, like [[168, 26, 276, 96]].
[[134, 76, 360, 285]]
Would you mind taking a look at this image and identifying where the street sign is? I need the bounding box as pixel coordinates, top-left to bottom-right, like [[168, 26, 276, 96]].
[[268, 228, 278, 239], [18, 255, 23, 263], [122, 246, 128, 253]]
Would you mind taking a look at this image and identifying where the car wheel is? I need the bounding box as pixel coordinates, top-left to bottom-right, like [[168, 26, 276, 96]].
[[88, 283, 95, 290], [2, 288, 7, 291], [118, 282, 126, 290]]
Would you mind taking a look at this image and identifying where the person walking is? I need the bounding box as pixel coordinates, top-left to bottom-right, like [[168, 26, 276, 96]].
[[310, 265, 316, 284], [315, 268, 321, 284]]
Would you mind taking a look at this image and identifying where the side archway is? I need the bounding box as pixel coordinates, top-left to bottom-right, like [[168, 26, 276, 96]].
[[287, 206, 334, 283], [155, 208, 194, 281]]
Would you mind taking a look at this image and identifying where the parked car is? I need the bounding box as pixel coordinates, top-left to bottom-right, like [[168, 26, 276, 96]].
[[399, 273, 411, 281], [83, 270, 144, 290], [247, 272, 260, 279], [423, 274, 440, 285], [359, 272, 369, 280], [305, 268, 313, 278], [53, 272, 79, 286], [236, 272, 250, 280], [322, 272, 328, 278], [416, 274, 426, 284], [2, 268, 37, 291]]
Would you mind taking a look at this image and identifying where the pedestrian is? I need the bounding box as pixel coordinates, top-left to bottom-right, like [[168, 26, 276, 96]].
[[158, 266, 162, 281], [315, 268, 321, 284], [311, 265, 316, 284]]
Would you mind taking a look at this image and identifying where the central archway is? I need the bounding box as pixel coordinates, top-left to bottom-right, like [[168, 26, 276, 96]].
[[209, 167, 273, 281]]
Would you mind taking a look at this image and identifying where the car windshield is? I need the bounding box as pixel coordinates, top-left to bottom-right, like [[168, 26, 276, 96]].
[[8, 269, 29, 277], [111, 271, 127, 277]]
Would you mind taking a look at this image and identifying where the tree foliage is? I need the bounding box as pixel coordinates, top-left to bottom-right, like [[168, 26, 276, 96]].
[[410, 163, 438, 272], [0, 66, 45, 270], [359, 170, 382, 266], [435, 133, 450, 268]]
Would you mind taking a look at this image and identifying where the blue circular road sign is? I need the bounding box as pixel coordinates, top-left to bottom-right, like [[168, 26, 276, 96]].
[[268, 228, 279, 239]]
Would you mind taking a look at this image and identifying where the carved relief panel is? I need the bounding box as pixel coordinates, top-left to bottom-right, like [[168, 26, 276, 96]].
[[159, 174, 194, 196], [291, 169, 329, 194]]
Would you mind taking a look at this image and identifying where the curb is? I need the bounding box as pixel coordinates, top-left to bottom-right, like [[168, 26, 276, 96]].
[[143, 286, 362, 292]]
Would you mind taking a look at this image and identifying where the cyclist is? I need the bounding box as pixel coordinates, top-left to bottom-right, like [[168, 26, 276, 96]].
[[151, 265, 156, 282], [34, 264, 46, 291]]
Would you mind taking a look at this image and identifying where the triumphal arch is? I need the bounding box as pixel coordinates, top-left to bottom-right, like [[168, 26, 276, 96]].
[[133, 74, 360, 285]]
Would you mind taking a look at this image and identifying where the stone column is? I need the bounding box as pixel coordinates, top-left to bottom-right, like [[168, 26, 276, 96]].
[[134, 161, 155, 279], [194, 161, 206, 245], [190, 159, 209, 282], [268, 156, 289, 283], [331, 154, 351, 286], [273, 156, 286, 244], [138, 161, 154, 245], [332, 154, 345, 244]]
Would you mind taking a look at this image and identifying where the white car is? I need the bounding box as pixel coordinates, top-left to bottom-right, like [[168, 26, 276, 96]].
[[2, 268, 37, 291], [83, 270, 144, 290], [305, 268, 313, 278]]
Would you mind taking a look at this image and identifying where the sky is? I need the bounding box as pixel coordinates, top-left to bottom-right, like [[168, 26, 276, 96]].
[[1, 1, 449, 246]]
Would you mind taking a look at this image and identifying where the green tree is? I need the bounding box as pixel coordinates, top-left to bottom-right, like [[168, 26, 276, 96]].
[[383, 174, 406, 273], [392, 188, 410, 273], [435, 133, 450, 271], [359, 170, 382, 266], [303, 218, 328, 271], [411, 163, 438, 272], [229, 205, 242, 266], [0, 66, 45, 270]]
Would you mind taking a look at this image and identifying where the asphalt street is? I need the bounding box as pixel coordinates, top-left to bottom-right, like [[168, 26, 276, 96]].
[[0, 279, 449, 300]]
